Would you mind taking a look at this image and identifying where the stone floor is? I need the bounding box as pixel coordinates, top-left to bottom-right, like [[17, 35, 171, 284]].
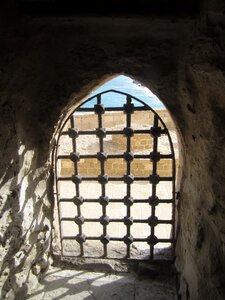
[[27, 264, 177, 300]]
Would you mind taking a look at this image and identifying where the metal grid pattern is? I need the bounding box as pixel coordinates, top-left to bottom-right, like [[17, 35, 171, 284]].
[[55, 90, 176, 260]]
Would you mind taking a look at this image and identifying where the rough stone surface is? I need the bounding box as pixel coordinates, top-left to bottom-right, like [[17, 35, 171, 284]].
[[0, 1, 225, 299], [26, 265, 177, 300]]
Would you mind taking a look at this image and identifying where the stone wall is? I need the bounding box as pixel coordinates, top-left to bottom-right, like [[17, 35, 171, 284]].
[[0, 1, 225, 299], [61, 158, 175, 177], [67, 110, 175, 131], [112, 133, 152, 151]]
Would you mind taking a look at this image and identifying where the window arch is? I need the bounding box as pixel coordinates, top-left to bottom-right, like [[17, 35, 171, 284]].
[[54, 79, 177, 261]]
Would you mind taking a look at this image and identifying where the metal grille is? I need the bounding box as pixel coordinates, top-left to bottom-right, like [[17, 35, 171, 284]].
[[55, 90, 176, 260]]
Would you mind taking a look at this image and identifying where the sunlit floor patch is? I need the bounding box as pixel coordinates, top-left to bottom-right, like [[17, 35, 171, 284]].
[[27, 266, 176, 299]]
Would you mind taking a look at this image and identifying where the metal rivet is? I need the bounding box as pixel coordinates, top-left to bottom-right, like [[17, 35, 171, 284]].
[[74, 216, 85, 225], [97, 152, 108, 162], [72, 174, 82, 184], [147, 235, 158, 246], [96, 128, 106, 138], [124, 196, 134, 206], [124, 235, 133, 245], [68, 128, 79, 138], [70, 152, 80, 162], [94, 103, 105, 114], [73, 196, 84, 205], [100, 235, 110, 245], [149, 174, 160, 184], [75, 234, 86, 244], [123, 151, 134, 162], [100, 216, 110, 225], [123, 127, 134, 137], [98, 175, 108, 184], [124, 175, 134, 184]]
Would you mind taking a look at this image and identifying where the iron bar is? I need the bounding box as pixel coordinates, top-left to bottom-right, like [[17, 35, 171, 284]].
[[61, 128, 167, 136], [60, 217, 173, 224], [59, 198, 173, 204], [57, 153, 173, 160]]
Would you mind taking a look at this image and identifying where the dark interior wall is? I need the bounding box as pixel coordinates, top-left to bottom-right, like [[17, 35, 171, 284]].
[[17, 0, 203, 15], [0, 1, 225, 299]]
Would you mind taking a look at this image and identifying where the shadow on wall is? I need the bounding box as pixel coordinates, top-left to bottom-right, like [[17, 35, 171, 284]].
[[0, 104, 52, 299]]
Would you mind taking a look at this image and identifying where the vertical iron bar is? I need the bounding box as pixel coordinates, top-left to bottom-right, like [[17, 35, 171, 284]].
[[70, 115, 84, 256], [171, 143, 176, 259], [150, 114, 158, 260], [97, 95, 107, 257], [126, 96, 132, 258]]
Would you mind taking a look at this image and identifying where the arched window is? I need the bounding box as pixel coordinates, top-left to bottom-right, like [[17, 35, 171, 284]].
[[54, 76, 177, 261]]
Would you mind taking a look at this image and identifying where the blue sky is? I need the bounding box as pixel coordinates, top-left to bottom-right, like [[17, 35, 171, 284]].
[[83, 75, 164, 109]]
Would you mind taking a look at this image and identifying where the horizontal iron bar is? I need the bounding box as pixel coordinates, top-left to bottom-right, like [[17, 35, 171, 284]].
[[61, 129, 167, 136], [58, 198, 173, 203], [57, 176, 174, 181], [57, 176, 119, 181], [76, 106, 149, 112], [57, 154, 97, 160], [129, 176, 174, 182], [62, 236, 174, 243], [159, 154, 173, 159], [60, 217, 172, 224], [57, 153, 173, 160], [133, 219, 173, 224], [57, 154, 125, 160], [159, 176, 174, 181], [133, 154, 173, 159]]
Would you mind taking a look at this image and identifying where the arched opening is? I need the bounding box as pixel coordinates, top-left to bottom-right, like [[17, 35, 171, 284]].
[[53, 75, 179, 264]]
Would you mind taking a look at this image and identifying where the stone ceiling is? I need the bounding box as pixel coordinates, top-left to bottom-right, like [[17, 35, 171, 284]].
[[17, 0, 202, 16]]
